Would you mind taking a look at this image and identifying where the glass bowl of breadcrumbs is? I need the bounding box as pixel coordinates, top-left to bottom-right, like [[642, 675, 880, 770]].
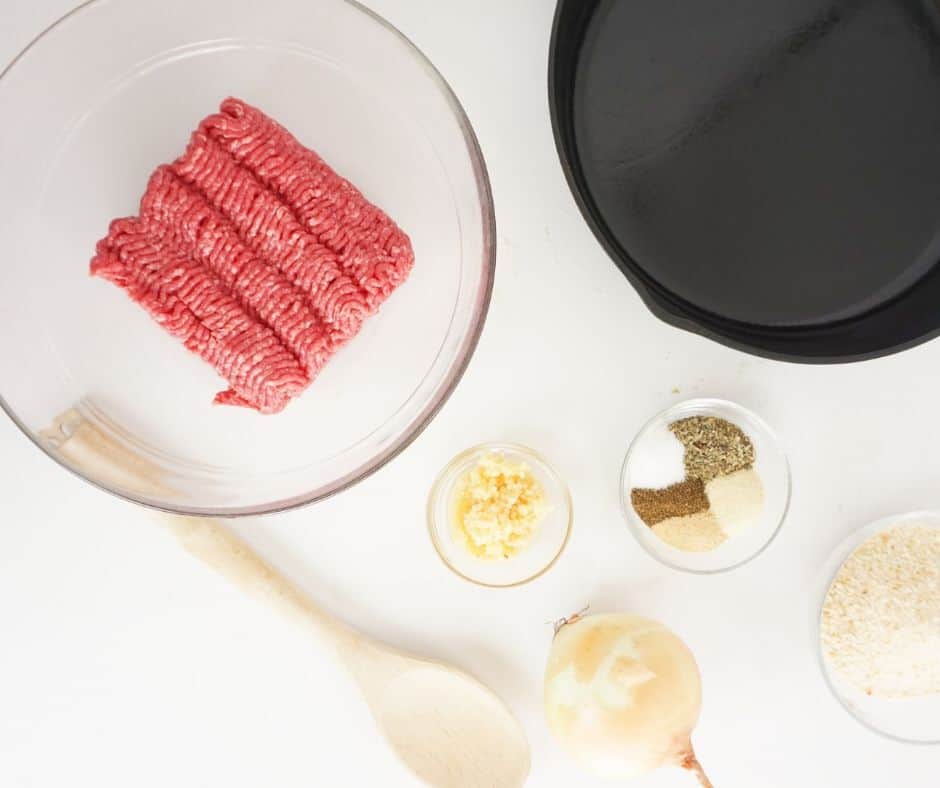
[[816, 511, 940, 744]]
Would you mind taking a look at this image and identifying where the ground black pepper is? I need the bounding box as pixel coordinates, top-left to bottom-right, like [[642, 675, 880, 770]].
[[631, 478, 709, 526]]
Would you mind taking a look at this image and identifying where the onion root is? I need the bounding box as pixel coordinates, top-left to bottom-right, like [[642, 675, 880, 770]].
[[682, 751, 713, 788]]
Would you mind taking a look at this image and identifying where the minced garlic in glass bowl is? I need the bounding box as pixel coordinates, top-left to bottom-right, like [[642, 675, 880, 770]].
[[452, 453, 548, 560], [427, 444, 572, 587]]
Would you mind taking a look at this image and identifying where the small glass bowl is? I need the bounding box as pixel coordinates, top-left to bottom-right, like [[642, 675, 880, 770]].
[[815, 511, 940, 745], [427, 443, 572, 587], [620, 398, 791, 573]]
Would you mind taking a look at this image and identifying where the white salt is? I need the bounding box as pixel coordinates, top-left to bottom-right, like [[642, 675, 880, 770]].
[[629, 422, 686, 489]]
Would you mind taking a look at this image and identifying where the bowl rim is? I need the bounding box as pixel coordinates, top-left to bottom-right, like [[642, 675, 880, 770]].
[[813, 510, 940, 745], [426, 442, 574, 588], [0, 0, 497, 517], [619, 397, 792, 574]]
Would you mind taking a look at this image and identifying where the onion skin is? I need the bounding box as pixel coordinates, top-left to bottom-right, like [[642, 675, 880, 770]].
[[544, 613, 711, 785]]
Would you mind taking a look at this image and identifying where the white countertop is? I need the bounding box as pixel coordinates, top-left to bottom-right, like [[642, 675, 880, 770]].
[[1, 1, 937, 786]]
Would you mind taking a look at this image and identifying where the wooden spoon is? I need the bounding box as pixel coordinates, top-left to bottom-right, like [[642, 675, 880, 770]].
[[167, 515, 531, 788], [42, 410, 531, 788]]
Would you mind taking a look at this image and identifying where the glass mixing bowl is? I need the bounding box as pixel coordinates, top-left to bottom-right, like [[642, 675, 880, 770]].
[[0, 0, 494, 515]]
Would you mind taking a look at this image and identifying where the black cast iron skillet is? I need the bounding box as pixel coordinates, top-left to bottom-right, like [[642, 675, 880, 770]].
[[549, 0, 940, 362]]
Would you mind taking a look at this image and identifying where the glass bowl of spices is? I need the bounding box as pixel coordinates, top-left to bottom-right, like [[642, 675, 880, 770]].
[[816, 511, 940, 744], [427, 443, 572, 587], [621, 399, 790, 573]]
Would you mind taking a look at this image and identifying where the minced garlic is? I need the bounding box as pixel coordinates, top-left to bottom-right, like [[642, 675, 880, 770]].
[[451, 453, 548, 560]]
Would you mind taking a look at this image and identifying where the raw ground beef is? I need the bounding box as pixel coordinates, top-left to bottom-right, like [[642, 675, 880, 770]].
[[90, 97, 414, 414]]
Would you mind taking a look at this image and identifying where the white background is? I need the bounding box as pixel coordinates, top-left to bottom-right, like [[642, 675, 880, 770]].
[[1, 1, 938, 786]]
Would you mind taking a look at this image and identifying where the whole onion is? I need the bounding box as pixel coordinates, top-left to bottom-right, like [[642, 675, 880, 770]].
[[544, 611, 712, 786]]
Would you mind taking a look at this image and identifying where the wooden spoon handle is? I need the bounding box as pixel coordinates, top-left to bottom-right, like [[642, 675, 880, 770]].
[[164, 515, 363, 655], [42, 408, 363, 656]]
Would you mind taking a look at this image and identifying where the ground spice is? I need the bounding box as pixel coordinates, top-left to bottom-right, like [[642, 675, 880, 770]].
[[670, 416, 755, 482], [652, 511, 727, 552], [631, 478, 709, 526], [706, 468, 764, 537]]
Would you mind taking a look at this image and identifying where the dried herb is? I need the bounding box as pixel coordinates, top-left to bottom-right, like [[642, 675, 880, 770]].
[[669, 416, 754, 482]]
